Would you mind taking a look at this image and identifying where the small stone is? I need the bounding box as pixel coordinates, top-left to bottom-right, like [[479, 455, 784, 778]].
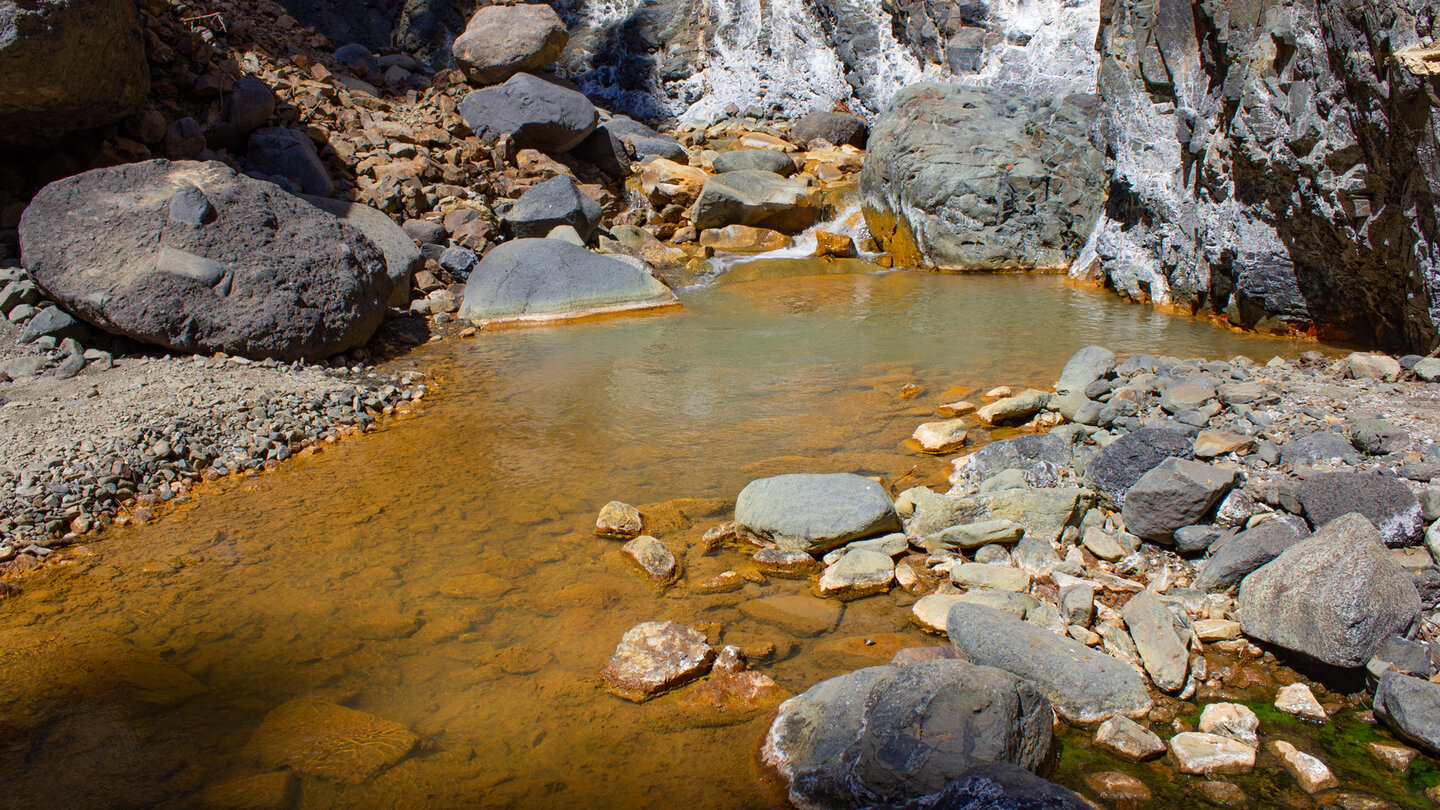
[[1082, 526, 1136, 562], [694, 571, 745, 594], [1083, 772, 1151, 805], [1195, 781, 1246, 806], [1366, 741, 1418, 772], [815, 549, 894, 600], [739, 595, 842, 636], [1094, 715, 1166, 762], [922, 519, 1025, 551], [1193, 429, 1255, 459], [596, 500, 642, 539], [1167, 732, 1257, 774], [600, 621, 715, 702], [620, 535, 678, 585], [752, 547, 822, 579], [936, 400, 976, 417], [911, 418, 969, 454], [1198, 703, 1259, 748], [1193, 618, 1241, 641], [1267, 740, 1338, 793], [1275, 683, 1327, 722], [951, 563, 1030, 592]]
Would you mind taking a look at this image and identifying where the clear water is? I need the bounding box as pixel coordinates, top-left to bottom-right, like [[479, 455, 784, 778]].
[[0, 271, 1366, 809]]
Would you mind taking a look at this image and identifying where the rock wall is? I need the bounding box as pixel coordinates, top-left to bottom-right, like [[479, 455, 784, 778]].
[[1075, 0, 1440, 352]]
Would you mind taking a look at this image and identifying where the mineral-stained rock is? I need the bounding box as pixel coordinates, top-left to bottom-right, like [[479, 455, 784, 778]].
[[1239, 514, 1421, 668], [246, 699, 418, 783], [912, 419, 970, 454], [751, 547, 823, 579], [761, 659, 1056, 808], [690, 170, 820, 233], [595, 500, 643, 538], [18, 160, 391, 361], [672, 666, 789, 728], [600, 620, 715, 702], [620, 535, 678, 585], [815, 549, 894, 600], [197, 771, 297, 810], [739, 594, 842, 636], [1198, 703, 1259, 748]]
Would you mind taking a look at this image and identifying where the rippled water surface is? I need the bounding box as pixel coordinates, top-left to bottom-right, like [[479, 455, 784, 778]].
[[0, 272, 1367, 808]]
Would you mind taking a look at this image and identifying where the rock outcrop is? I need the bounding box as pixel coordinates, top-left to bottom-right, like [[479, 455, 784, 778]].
[[1074, 0, 1440, 351], [861, 84, 1104, 271]]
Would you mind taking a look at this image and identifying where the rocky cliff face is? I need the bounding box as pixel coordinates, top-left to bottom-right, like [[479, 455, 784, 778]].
[[1076, 0, 1440, 352]]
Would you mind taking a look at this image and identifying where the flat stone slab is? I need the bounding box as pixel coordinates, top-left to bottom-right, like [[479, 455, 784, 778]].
[[246, 699, 418, 783], [816, 549, 895, 600], [600, 620, 715, 702], [739, 595, 842, 636], [736, 473, 900, 554], [1168, 732, 1256, 775]]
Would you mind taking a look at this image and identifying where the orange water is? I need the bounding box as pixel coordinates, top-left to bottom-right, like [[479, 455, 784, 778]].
[[0, 272, 1345, 809]]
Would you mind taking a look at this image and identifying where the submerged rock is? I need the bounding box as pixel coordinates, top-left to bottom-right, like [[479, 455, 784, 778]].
[[600, 621, 715, 702], [246, 699, 418, 783]]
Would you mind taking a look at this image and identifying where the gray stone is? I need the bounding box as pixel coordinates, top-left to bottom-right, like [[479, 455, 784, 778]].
[[1415, 358, 1440, 382], [920, 519, 1023, 552], [450, 5, 569, 85], [1084, 427, 1193, 507], [886, 762, 1088, 810], [761, 659, 1055, 808], [1239, 513, 1422, 668], [439, 247, 478, 277], [816, 549, 894, 600], [1055, 346, 1116, 395], [572, 115, 688, 177], [20, 306, 89, 344], [903, 486, 1090, 545], [502, 175, 602, 241], [1173, 525, 1224, 554], [952, 433, 1071, 489], [1121, 590, 1188, 692], [1093, 715, 1166, 762], [736, 473, 900, 554], [1296, 473, 1425, 547], [1375, 670, 1440, 756], [18, 160, 391, 360], [1281, 432, 1361, 467], [947, 602, 1153, 725], [791, 111, 867, 147], [712, 149, 796, 176], [1374, 636, 1436, 678], [459, 73, 598, 153], [457, 238, 675, 325], [1121, 458, 1238, 542], [1159, 379, 1216, 413], [302, 195, 422, 307], [690, 170, 819, 233], [247, 128, 334, 196], [402, 219, 446, 245], [207, 76, 277, 150], [1196, 516, 1310, 592], [0, 0, 149, 147]]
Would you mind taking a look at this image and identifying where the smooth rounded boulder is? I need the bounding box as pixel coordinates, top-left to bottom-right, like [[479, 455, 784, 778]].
[[734, 473, 900, 554], [18, 160, 392, 361], [0, 0, 150, 147], [790, 110, 868, 148], [458, 238, 676, 326], [450, 4, 568, 86], [761, 659, 1056, 809], [459, 73, 598, 153], [501, 175, 602, 240], [690, 170, 820, 233]]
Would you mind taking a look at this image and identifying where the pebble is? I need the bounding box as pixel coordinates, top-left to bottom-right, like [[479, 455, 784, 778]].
[[1365, 741, 1417, 772], [1093, 715, 1166, 762], [1274, 683, 1327, 721]]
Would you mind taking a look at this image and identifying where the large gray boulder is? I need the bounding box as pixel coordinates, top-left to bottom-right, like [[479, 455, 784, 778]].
[[18, 160, 391, 360], [760, 659, 1056, 809], [861, 84, 1103, 271], [947, 602, 1153, 725], [1296, 472, 1424, 547], [690, 170, 820, 234], [247, 128, 334, 196], [1239, 513, 1422, 668], [1084, 427, 1193, 507], [572, 115, 688, 177], [457, 238, 675, 325], [736, 473, 900, 554], [1195, 516, 1310, 592], [450, 4, 568, 86], [791, 111, 867, 147], [459, 73, 598, 153], [1120, 458, 1237, 542], [301, 195, 420, 307], [1375, 670, 1440, 756], [0, 0, 149, 147], [502, 175, 602, 240]]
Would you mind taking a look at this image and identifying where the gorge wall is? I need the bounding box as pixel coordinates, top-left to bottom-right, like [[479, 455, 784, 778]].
[[1075, 0, 1440, 352]]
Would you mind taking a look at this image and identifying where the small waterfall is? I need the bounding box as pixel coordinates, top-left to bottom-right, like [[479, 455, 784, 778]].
[[703, 202, 879, 279]]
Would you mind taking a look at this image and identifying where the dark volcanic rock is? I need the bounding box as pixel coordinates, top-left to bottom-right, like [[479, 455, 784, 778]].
[[876, 763, 1089, 810], [1075, 0, 1440, 350], [0, 0, 150, 147], [1238, 513, 1421, 668], [501, 175, 602, 241], [761, 659, 1056, 809], [1083, 427, 1193, 507], [791, 110, 868, 147], [247, 128, 334, 196], [690, 170, 820, 233], [1295, 472, 1424, 547], [1375, 670, 1440, 756], [572, 115, 687, 177], [458, 73, 599, 153], [861, 84, 1103, 271], [1195, 516, 1310, 593], [18, 160, 392, 361], [301, 195, 422, 307]]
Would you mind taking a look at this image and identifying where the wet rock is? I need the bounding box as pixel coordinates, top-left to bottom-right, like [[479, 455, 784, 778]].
[[791, 111, 867, 148], [502, 175, 603, 241], [1195, 516, 1310, 592], [739, 594, 842, 636], [1274, 683, 1327, 722], [1295, 473, 1424, 547], [0, 0, 149, 147], [301, 195, 422, 307], [1083, 772, 1151, 806], [600, 620, 715, 702], [1121, 590, 1188, 692], [1198, 703, 1259, 748], [698, 224, 791, 252], [735, 473, 900, 554], [198, 771, 297, 810], [694, 571, 745, 594], [911, 419, 969, 454], [672, 665, 789, 728], [921, 519, 1024, 552], [621, 535, 678, 585], [816, 549, 894, 600], [1366, 742, 1418, 772], [1120, 458, 1237, 542], [947, 602, 1152, 725], [1195, 781, 1247, 807], [451, 5, 568, 85], [974, 390, 1051, 426], [246, 699, 419, 783], [1093, 715, 1165, 762], [951, 563, 1029, 593], [458, 238, 675, 325], [458, 73, 598, 152], [1084, 427, 1193, 507], [1239, 514, 1421, 668], [712, 149, 796, 175], [595, 500, 642, 538], [1267, 741, 1338, 793], [752, 547, 822, 579], [761, 659, 1056, 808], [1167, 732, 1256, 775], [1374, 670, 1440, 755], [690, 170, 820, 233], [813, 231, 857, 259], [19, 160, 390, 361]]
